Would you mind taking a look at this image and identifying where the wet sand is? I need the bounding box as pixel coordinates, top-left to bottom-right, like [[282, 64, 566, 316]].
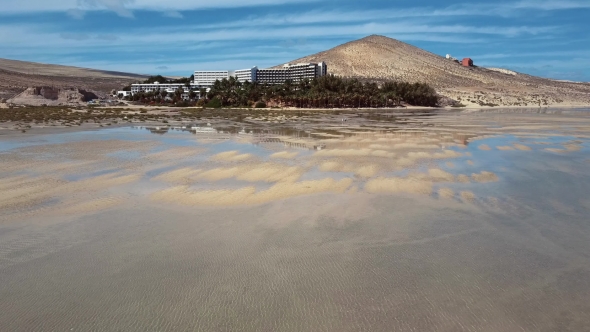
[[1, 109, 590, 331]]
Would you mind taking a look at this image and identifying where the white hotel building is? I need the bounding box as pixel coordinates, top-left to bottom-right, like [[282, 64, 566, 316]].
[[193, 62, 327, 87], [193, 71, 232, 88]]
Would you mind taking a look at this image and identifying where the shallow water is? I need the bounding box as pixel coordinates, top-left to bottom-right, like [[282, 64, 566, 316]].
[[1, 109, 590, 331]]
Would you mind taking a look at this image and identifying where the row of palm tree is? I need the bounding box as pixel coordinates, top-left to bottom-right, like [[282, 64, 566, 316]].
[[206, 75, 439, 108]]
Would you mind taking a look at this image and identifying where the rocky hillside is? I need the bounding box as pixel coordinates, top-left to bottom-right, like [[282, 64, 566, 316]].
[[280, 35, 590, 107], [7, 87, 99, 106], [0, 58, 146, 101]]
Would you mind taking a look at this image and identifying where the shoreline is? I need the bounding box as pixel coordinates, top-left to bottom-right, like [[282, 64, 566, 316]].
[[3, 101, 590, 112], [1, 105, 589, 139]]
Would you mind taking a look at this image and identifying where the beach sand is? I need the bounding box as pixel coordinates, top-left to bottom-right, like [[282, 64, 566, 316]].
[[1, 109, 590, 331]]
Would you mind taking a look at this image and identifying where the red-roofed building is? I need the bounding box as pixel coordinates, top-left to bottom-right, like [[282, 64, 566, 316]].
[[462, 58, 474, 67]]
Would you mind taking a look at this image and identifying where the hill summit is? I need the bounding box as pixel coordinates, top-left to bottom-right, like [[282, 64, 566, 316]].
[[279, 35, 590, 107]]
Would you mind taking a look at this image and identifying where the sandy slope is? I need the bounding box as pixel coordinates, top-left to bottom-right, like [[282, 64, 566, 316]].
[[0, 58, 146, 100], [279, 35, 590, 107]]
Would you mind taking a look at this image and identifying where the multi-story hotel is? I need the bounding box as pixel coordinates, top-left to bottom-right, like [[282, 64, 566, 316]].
[[235, 67, 258, 83], [193, 62, 327, 87], [193, 71, 231, 87]]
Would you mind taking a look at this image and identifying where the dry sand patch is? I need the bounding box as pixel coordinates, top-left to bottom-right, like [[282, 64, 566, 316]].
[[472, 171, 499, 183], [438, 188, 455, 199], [409, 169, 456, 182], [497, 146, 515, 151], [544, 148, 568, 153], [146, 146, 205, 161], [365, 177, 433, 195], [407, 150, 463, 161], [564, 144, 582, 152], [478, 144, 492, 151], [427, 168, 456, 182], [460, 191, 476, 202], [19, 140, 158, 158], [318, 160, 379, 178], [457, 174, 471, 183], [150, 178, 353, 206], [196, 167, 242, 181], [355, 164, 379, 178], [513, 143, 532, 151], [210, 150, 253, 162], [58, 196, 126, 215], [155, 163, 306, 184], [315, 148, 395, 158], [390, 143, 440, 150], [152, 167, 203, 183], [236, 164, 303, 183]]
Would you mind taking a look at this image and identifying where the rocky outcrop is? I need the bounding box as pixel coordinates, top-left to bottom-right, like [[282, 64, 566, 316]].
[[7, 87, 99, 106]]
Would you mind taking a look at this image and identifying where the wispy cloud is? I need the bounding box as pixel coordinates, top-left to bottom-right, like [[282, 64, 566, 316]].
[[162, 11, 183, 18], [60, 33, 90, 41], [1, 1, 588, 81], [1, 0, 322, 15]]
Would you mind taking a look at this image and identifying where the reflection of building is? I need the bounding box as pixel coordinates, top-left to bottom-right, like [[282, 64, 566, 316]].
[[191, 126, 217, 133], [145, 126, 169, 135]]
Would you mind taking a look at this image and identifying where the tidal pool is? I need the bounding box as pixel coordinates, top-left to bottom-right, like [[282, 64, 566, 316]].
[[1, 109, 589, 331]]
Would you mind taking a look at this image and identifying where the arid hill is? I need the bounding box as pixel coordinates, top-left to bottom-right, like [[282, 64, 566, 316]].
[[0, 58, 146, 101], [279, 35, 590, 107]]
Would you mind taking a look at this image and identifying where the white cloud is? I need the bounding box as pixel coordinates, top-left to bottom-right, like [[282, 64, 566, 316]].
[[60, 33, 90, 40], [77, 0, 135, 18], [3, 0, 589, 16], [162, 11, 183, 18], [66, 8, 86, 19], [1, 0, 321, 15]]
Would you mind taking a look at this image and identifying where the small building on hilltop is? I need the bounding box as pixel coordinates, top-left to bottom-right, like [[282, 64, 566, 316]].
[[462, 58, 474, 67]]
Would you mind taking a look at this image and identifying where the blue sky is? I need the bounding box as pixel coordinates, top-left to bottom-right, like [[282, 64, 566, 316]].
[[1, 0, 589, 81]]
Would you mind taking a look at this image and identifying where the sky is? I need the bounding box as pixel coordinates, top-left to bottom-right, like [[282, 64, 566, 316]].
[[1, 0, 589, 81]]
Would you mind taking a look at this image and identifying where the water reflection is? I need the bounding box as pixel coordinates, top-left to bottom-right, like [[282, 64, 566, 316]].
[[2, 108, 590, 331]]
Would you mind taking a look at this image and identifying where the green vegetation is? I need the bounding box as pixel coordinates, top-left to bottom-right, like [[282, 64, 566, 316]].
[[126, 74, 438, 108], [207, 75, 439, 108], [205, 97, 222, 108]]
